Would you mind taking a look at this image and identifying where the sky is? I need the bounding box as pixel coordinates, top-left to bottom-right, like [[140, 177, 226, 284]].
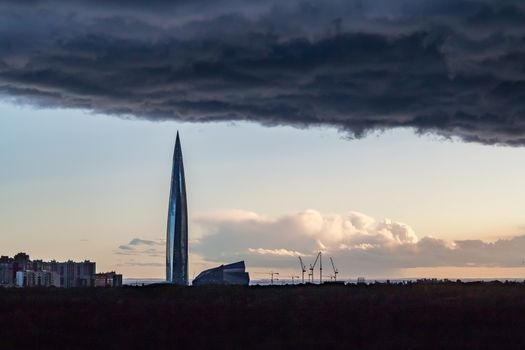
[[1, 0, 525, 280]]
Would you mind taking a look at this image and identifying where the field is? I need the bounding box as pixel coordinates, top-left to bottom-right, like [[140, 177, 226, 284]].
[[2, 282, 525, 349]]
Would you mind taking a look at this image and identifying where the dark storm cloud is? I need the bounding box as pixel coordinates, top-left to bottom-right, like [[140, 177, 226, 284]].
[[1, 0, 525, 145]]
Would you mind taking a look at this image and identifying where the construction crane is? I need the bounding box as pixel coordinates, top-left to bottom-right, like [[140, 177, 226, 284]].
[[330, 257, 339, 282], [298, 256, 307, 284], [290, 275, 300, 285], [319, 252, 323, 284], [252, 271, 280, 285], [309, 251, 322, 284], [270, 271, 279, 285]]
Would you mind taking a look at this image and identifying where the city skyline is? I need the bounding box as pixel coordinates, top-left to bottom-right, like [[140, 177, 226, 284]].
[[2, 104, 525, 280], [1, 0, 525, 280], [0, 251, 122, 288]]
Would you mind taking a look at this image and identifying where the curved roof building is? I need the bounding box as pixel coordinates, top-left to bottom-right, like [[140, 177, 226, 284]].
[[192, 261, 250, 286]]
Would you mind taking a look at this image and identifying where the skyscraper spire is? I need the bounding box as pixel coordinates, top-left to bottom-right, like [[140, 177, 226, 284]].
[[166, 131, 188, 285]]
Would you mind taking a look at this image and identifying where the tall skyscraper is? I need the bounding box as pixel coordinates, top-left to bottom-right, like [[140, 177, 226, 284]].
[[166, 132, 189, 285]]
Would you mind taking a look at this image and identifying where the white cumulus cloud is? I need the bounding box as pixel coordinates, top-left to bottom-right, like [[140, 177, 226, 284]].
[[192, 209, 525, 276]]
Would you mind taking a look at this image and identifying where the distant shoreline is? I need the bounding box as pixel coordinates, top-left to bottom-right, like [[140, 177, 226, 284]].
[[123, 277, 525, 286]]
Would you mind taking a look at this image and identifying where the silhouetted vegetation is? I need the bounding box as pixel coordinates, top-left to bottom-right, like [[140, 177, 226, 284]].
[[2, 282, 525, 349]]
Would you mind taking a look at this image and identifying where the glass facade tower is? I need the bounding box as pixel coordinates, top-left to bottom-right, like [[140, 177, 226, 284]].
[[166, 132, 188, 285]]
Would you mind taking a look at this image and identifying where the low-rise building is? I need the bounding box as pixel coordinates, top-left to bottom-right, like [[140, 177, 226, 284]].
[[95, 272, 123, 287], [192, 261, 250, 286]]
